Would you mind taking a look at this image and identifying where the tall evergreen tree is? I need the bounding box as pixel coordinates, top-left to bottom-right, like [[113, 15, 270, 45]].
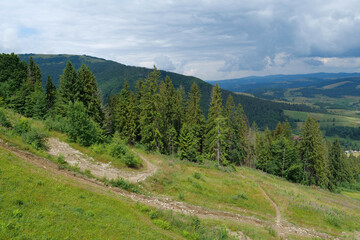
[[77, 64, 104, 124], [299, 116, 329, 188], [139, 67, 162, 151], [329, 138, 353, 186], [45, 75, 56, 110], [225, 95, 248, 165], [31, 81, 47, 119], [58, 61, 77, 104], [205, 83, 228, 165]]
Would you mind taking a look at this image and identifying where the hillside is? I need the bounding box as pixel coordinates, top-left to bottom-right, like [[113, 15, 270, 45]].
[[209, 72, 360, 92], [1, 106, 359, 239], [18, 54, 317, 129]]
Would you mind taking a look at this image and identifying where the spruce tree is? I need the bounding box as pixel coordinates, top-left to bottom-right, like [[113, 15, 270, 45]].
[[58, 61, 77, 104], [178, 123, 198, 162], [31, 81, 47, 119], [205, 83, 228, 165], [225, 95, 248, 165], [329, 138, 353, 186], [45, 75, 56, 110], [77, 64, 104, 124], [299, 116, 329, 188], [139, 67, 162, 151]]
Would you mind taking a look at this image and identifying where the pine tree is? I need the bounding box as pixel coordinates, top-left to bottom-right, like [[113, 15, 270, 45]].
[[31, 81, 47, 119], [45, 75, 56, 110], [225, 95, 248, 165], [299, 116, 329, 188], [158, 76, 178, 153], [58, 61, 77, 104], [178, 123, 198, 162], [185, 82, 205, 153], [205, 83, 228, 165], [329, 138, 353, 186], [77, 64, 104, 124], [139, 67, 162, 151]]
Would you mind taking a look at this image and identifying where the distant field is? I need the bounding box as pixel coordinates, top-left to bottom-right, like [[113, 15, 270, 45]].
[[284, 110, 360, 128]]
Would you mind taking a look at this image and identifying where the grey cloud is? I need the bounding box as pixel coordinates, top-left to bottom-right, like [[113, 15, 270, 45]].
[[304, 58, 323, 66], [1, 0, 360, 79]]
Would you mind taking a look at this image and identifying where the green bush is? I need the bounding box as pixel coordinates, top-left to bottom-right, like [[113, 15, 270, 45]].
[[0, 110, 11, 128], [13, 117, 30, 134], [107, 141, 127, 158], [152, 219, 170, 230], [107, 138, 141, 168], [44, 115, 68, 132], [193, 172, 201, 179], [109, 178, 141, 193], [124, 151, 141, 168], [22, 128, 48, 150], [66, 101, 102, 146]]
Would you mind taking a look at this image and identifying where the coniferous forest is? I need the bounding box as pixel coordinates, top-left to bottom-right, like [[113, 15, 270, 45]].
[[1, 53, 359, 191]]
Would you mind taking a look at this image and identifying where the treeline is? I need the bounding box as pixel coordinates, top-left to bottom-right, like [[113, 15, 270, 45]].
[[1, 53, 359, 191], [255, 119, 359, 190], [324, 126, 360, 141]]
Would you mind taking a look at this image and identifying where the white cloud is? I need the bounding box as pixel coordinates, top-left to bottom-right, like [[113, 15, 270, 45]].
[[1, 0, 360, 80]]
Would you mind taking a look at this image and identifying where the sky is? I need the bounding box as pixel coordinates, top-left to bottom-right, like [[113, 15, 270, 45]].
[[1, 0, 360, 80]]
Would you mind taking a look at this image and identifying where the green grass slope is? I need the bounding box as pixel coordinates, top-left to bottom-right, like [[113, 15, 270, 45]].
[[18, 54, 316, 129]]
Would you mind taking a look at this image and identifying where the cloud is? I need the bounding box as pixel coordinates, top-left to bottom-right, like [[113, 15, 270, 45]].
[[304, 58, 324, 66], [1, 0, 360, 80], [154, 55, 175, 71]]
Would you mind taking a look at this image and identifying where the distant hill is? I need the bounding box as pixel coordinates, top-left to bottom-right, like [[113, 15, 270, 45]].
[[19, 54, 318, 129], [209, 72, 360, 92]]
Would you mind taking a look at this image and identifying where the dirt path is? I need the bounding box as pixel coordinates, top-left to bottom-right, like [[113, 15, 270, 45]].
[[0, 139, 332, 240], [258, 185, 281, 226], [47, 137, 157, 183]]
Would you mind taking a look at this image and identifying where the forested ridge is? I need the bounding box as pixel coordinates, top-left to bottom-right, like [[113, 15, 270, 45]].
[[19, 54, 317, 130], [1, 53, 359, 191]]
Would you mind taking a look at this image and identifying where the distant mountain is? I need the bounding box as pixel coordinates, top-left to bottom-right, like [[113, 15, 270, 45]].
[[19, 54, 318, 129], [208, 73, 360, 92]]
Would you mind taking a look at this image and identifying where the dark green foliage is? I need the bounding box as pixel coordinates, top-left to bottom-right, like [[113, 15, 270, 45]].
[[178, 123, 199, 162], [45, 75, 56, 110], [225, 95, 248, 165], [205, 83, 228, 165], [13, 118, 31, 134], [299, 116, 329, 188], [0, 109, 12, 128], [58, 61, 77, 105], [113, 82, 137, 144], [22, 129, 48, 150], [19, 54, 322, 130], [139, 67, 162, 151], [76, 64, 104, 124], [329, 139, 353, 186], [65, 101, 101, 146], [107, 136, 141, 168], [44, 115, 68, 133]]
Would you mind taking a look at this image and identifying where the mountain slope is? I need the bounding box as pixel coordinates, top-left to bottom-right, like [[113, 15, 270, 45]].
[[19, 54, 317, 129], [209, 72, 360, 92]]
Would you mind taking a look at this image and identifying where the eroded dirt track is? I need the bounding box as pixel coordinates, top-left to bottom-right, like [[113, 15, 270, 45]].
[[0, 139, 333, 239], [47, 137, 157, 183]]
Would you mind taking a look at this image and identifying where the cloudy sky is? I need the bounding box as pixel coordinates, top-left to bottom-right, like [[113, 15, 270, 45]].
[[1, 0, 360, 80]]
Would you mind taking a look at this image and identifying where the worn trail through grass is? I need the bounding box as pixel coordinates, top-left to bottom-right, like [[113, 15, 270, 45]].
[[0, 138, 333, 239]]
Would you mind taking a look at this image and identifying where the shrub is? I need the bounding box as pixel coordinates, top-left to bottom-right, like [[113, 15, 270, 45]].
[[66, 101, 102, 146], [107, 141, 127, 158], [22, 128, 48, 150], [109, 178, 141, 193], [124, 151, 141, 168], [153, 219, 170, 230], [193, 172, 201, 179], [44, 115, 68, 132], [13, 117, 30, 134]]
